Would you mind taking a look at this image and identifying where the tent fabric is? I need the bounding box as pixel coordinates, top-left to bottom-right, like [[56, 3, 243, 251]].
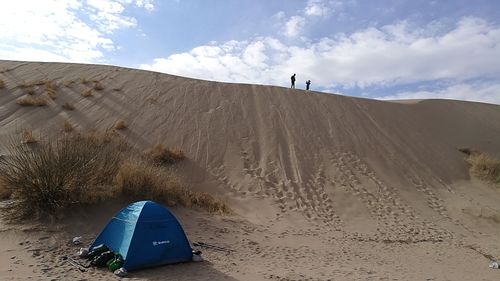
[[91, 201, 192, 271]]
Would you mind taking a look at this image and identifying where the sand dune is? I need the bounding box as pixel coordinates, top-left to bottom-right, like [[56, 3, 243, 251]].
[[1, 60, 500, 280]]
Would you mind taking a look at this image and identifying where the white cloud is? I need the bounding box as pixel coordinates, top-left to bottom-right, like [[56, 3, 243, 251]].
[[141, 39, 278, 83], [0, 45, 70, 63], [377, 82, 500, 105], [134, 0, 155, 11], [272, 11, 286, 21], [284, 16, 306, 38], [141, 17, 500, 104], [304, 0, 332, 17], [86, 0, 137, 33], [0, 0, 153, 63], [279, 0, 343, 37]]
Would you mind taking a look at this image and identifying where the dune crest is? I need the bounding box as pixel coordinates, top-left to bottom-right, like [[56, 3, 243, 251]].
[[1, 60, 500, 280]]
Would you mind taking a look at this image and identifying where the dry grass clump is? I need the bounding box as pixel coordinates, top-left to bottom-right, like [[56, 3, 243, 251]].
[[46, 91, 56, 100], [458, 147, 478, 155], [34, 79, 48, 86], [63, 80, 74, 87], [116, 160, 229, 214], [145, 144, 185, 165], [0, 79, 5, 89], [45, 81, 57, 100], [16, 96, 47, 106], [62, 102, 75, 110], [93, 81, 104, 91], [114, 120, 127, 130], [82, 88, 93, 97], [91, 131, 130, 152], [26, 88, 35, 95], [0, 134, 124, 218], [81, 78, 92, 85], [0, 131, 228, 219], [18, 81, 32, 88], [21, 130, 38, 144], [0, 176, 12, 200], [466, 153, 500, 185], [63, 120, 74, 132]]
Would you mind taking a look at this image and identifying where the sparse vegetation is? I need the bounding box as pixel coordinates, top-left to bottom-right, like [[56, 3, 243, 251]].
[[26, 88, 35, 95], [116, 160, 229, 213], [46, 91, 57, 100], [0, 79, 5, 89], [458, 147, 478, 155], [94, 81, 104, 91], [62, 102, 75, 110], [63, 80, 74, 87], [0, 132, 228, 219], [16, 96, 47, 106], [18, 81, 32, 88], [0, 133, 124, 218], [466, 152, 500, 185], [81, 78, 91, 85], [0, 176, 12, 200], [45, 80, 57, 100], [21, 130, 38, 144], [63, 120, 74, 132], [144, 144, 185, 165], [34, 79, 48, 86], [82, 88, 93, 97], [115, 120, 126, 130]]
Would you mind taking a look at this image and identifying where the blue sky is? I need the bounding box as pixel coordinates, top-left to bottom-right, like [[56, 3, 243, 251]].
[[1, 0, 499, 104]]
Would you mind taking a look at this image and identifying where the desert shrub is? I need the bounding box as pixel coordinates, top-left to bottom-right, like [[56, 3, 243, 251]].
[[0, 176, 12, 200], [187, 192, 231, 214], [45, 81, 57, 100], [116, 160, 180, 200], [44, 80, 56, 89], [21, 130, 38, 144], [458, 147, 478, 155], [0, 79, 5, 89], [26, 88, 35, 95], [62, 102, 75, 110], [82, 88, 93, 97], [116, 160, 229, 214], [0, 131, 228, 218], [81, 78, 91, 85], [18, 81, 32, 88], [91, 131, 130, 152], [94, 81, 104, 91], [0, 134, 124, 217], [63, 120, 74, 132], [145, 144, 185, 165], [46, 91, 56, 100], [16, 96, 47, 106], [467, 153, 500, 185], [63, 80, 74, 87], [114, 120, 126, 130], [34, 79, 48, 86]]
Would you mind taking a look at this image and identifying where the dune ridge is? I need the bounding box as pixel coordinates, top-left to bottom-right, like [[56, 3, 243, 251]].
[[1, 60, 500, 280]]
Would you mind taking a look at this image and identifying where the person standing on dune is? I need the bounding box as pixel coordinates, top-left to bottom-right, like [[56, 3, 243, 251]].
[[306, 80, 311, 90], [290, 73, 296, 89]]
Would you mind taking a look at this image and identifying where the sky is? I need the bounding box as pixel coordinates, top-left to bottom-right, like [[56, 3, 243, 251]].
[[0, 0, 499, 104]]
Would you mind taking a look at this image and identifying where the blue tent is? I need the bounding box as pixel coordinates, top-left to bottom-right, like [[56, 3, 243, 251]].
[[91, 201, 192, 271]]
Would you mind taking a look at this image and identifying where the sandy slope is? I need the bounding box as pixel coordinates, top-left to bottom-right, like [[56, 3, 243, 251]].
[[1, 60, 500, 280]]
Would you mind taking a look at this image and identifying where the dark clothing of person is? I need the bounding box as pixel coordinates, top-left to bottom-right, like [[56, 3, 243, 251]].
[[291, 74, 296, 89], [306, 80, 311, 90]]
